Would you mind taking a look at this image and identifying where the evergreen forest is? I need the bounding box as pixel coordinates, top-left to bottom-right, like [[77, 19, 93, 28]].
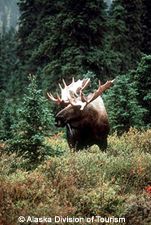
[[0, 0, 151, 224]]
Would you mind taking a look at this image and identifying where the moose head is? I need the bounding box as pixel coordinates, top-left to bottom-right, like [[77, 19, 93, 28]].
[[47, 78, 114, 151]]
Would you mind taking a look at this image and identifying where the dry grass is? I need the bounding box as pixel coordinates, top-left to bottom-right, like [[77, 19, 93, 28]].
[[0, 128, 151, 225]]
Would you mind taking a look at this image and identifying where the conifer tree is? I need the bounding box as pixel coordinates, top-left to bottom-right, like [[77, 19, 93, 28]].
[[8, 76, 54, 163], [104, 74, 145, 134], [103, 3, 128, 77], [106, 0, 143, 76], [0, 101, 14, 140], [104, 54, 151, 133], [141, 0, 151, 54], [0, 30, 17, 91], [134, 55, 151, 127], [0, 29, 25, 98], [17, 0, 108, 90]]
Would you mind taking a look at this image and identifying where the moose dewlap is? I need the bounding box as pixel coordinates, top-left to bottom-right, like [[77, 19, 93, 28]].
[[47, 78, 114, 151]]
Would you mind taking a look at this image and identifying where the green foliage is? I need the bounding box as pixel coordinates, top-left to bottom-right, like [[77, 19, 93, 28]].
[[0, 90, 7, 116], [141, 0, 151, 54], [0, 129, 151, 225], [0, 29, 17, 91], [104, 55, 151, 133], [7, 76, 55, 164], [83, 70, 98, 91], [104, 73, 146, 134], [134, 55, 151, 127], [1, 2, 151, 224], [0, 101, 15, 140], [104, 3, 129, 76], [103, 0, 143, 77], [0, 29, 27, 99], [1, 0, 151, 137], [17, 0, 108, 90]]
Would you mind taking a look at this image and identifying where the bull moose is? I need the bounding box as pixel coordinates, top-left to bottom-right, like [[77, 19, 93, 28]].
[[47, 78, 114, 150]]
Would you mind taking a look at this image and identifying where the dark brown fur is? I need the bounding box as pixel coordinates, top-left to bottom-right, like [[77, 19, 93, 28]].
[[55, 96, 110, 150]]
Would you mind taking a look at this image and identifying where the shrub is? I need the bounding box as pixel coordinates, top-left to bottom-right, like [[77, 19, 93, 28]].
[[0, 129, 151, 225]]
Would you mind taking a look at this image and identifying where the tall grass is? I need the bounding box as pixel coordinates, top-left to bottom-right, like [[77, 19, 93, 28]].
[[0, 129, 151, 225]]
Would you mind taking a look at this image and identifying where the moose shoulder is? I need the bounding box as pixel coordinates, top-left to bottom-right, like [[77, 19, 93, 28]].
[[47, 78, 114, 151]]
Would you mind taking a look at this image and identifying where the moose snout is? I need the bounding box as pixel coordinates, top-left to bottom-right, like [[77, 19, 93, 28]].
[[55, 115, 66, 127]]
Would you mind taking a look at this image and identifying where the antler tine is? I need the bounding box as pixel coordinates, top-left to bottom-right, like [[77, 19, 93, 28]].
[[57, 93, 62, 102], [72, 77, 75, 83], [98, 80, 101, 86], [81, 78, 90, 91], [47, 92, 57, 101], [84, 79, 115, 105], [99, 79, 115, 93], [62, 79, 67, 87], [80, 90, 88, 103], [67, 93, 87, 110], [59, 83, 63, 90], [48, 78, 115, 110], [47, 92, 62, 104]]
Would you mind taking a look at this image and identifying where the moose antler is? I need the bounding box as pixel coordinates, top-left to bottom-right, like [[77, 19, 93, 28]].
[[68, 79, 115, 110], [47, 78, 115, 109], [47, 92, 62, 104], [47, 78, 90, 105], [83, 79, 115, 105]]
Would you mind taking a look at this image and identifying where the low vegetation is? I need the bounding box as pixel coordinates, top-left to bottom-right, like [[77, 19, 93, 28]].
[[0, 128, 151, 225], [1, 1, 151, 225]]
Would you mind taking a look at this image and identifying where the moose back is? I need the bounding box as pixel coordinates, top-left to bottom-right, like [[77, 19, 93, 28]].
[[47, 78, 114, 150]]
